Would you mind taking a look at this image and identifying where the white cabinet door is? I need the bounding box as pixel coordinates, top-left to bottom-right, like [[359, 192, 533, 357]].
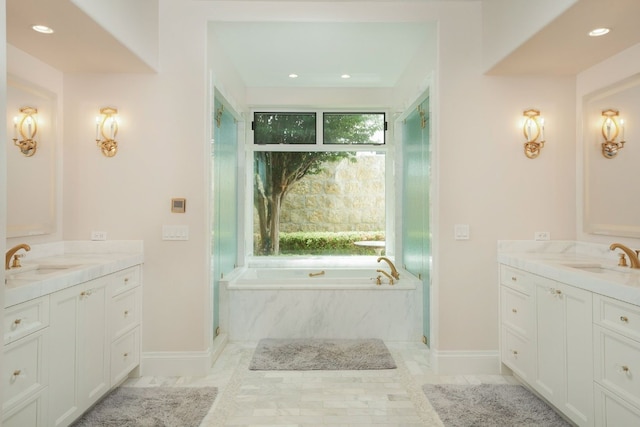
[[48, 286, 81, 427], [48, 278, 109, 426], [78, 279, 109, 408], [534, 277, 593, 426]]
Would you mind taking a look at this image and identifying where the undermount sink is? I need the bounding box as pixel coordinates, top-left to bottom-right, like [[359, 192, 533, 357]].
[[6, 263, 81, 279], [561, 262, 631, 274]]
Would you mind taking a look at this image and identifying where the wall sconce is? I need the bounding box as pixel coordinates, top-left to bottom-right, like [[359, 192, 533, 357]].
[[522, 109, 545, 159], [95, 107, 119, 157], [12, 106, 38, 157], [601, 109, 625, 159]]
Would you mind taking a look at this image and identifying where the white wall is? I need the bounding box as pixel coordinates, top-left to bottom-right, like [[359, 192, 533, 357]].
[[576, 42, 640, 246], [482, 0, 577, 72], [428, 4, 577, 370]]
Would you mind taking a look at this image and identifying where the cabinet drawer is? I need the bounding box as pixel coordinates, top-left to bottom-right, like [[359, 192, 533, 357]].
[[594, 295, 640, 341], [595, 383, 640, 427], [110, 287, 141, 340], [595, 325, 640, 407], [111, 266, 140, 297], [501, 327, 533, 381], [111, 328, 140, 386], [2, 388, 48, 427], [501, 286, 532, 337], [2, 329, 48, 412], [4, 296, 49, 345], [500, 265, 532, 295]]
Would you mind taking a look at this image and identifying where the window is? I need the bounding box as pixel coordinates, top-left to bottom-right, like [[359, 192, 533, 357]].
[[250, 112, 388, 256]]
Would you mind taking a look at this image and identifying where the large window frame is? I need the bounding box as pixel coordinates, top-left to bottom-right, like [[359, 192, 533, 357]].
[[243, 109, 395, 264]]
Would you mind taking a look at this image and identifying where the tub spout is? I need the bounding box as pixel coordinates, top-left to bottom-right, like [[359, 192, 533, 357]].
[[377, 256, 400, 280], [5, 244, 31, 270]]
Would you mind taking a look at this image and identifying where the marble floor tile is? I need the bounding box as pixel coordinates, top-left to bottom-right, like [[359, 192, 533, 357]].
[[124, 342, 518, 426]]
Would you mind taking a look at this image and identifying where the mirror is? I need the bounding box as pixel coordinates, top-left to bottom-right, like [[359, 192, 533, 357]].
[[6, 76, 57, 237], [583, 73, 640, 237]]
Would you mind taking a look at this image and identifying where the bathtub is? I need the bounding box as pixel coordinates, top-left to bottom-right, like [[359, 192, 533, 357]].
[[219, 265, 423, 341]]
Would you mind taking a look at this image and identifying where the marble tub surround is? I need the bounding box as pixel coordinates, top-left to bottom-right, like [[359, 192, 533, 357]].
[[220, 265, 422, 341], [4, 240, 143, 307], [498, 240, 640, 305]]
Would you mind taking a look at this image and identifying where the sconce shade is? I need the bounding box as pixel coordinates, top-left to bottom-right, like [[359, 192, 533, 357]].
[[12, 106, 38, 157], [522, 109, 545, 159], [96, 107, 119, 157], [601, 109, 625, 159]]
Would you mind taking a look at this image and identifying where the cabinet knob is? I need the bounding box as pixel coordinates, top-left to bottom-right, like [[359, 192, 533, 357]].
[[511, 308, 518, 314], [124, 278, 129, 284], [622, 365, 631, 374], [80, 290, 93, 297], [511, 349, 518, 356], [124, 310, 129, 317], [620, 316, 629, 323], [511, 276, 517, 281], [123, 352, 129, 357]]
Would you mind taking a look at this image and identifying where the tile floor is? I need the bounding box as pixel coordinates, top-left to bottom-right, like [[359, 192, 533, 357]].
[[124, 341, 519, 426]]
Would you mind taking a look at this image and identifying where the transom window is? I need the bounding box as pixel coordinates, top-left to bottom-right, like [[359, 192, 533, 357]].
[[249, 111, 389, 257]]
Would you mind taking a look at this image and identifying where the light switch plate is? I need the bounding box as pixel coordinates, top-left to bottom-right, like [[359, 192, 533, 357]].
[[91, 231, 107, 241], [162, 225, 189, 241], [454, 224, 470, 240]]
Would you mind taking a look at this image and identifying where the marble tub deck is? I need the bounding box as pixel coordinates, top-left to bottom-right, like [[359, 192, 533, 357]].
[[124, 342, 518, 426]]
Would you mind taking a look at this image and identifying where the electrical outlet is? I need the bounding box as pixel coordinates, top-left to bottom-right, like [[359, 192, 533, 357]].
[[91, 231, 107, 241], [534, 231, 550, 241]]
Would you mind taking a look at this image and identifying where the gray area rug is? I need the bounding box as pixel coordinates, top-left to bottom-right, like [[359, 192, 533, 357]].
[[71, 386, 217, 427], [423, 384, 571, 427], [249, 338, 397, 370]]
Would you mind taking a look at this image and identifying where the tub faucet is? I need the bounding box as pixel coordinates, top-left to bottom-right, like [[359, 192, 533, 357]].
[[610, 243, 640, 269], [377, 256, 400, 280], [5, 244, 31, 270]]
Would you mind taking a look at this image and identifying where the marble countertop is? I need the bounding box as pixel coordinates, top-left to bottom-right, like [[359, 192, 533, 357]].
[[498, 240, 640, 306], [4, 241, 143, 308]]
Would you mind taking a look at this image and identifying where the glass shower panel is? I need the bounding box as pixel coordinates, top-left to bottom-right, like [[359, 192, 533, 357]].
[[402, 98, 431, 346], [212, 95, 238, 336]]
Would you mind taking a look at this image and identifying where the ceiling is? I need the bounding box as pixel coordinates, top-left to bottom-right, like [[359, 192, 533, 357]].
[[6, 0, 640, 84], [209, 22, 435, 88]]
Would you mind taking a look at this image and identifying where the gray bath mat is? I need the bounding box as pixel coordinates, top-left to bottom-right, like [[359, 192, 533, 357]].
[[71, 386, 217, 427], [249, 338, 397, 370], [423, 384, 571, 426]]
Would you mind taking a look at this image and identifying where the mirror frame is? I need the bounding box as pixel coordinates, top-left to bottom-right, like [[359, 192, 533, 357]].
[[583, 72, 640, 238], [6, 75, 57, 238]]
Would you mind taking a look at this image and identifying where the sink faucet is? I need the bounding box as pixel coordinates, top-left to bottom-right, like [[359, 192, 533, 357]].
[[5, 244, 31, 270], [610, 243, 640, 269], [377, 256, 400, 280]]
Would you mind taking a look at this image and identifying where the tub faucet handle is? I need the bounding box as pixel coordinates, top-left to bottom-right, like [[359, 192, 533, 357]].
[[377, 256, 400, 280]]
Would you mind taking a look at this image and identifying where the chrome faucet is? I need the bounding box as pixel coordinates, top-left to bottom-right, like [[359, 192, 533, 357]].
[[610, 243, 640, 269], [377, 256, 400, 280], [5, 244, 31, 270]]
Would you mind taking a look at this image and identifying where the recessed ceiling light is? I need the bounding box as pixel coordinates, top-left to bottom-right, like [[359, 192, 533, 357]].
[[589, 28, 610, 37], [341, 74, 351, 79], [288, 73, 298, 79], [32, 25, 54, 34]]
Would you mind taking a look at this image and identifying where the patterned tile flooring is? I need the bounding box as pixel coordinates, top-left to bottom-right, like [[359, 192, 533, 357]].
[[124, 342, 519, 426]]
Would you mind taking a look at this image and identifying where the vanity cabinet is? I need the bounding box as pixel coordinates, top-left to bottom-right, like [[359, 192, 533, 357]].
[[2, 296, 50, 427], [45, 264, 142, 427], [533, 276, 593, 426], [499, 266, 593, 427], [593, 295, 640, 425], [49, 277, 109, 427]]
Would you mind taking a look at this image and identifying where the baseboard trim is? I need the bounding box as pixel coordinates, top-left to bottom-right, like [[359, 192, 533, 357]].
[[431, 350, 501, 375], [141, 349, 212, 377]]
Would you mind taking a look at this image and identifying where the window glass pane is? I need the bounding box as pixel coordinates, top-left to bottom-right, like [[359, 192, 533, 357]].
[[323, 113, 385, 145], [253, 151, 385, 256], [254, 112, 316, 145]]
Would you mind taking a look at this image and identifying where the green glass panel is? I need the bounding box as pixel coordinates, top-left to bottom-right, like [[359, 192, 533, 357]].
[[212, 95, 238, 335]]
